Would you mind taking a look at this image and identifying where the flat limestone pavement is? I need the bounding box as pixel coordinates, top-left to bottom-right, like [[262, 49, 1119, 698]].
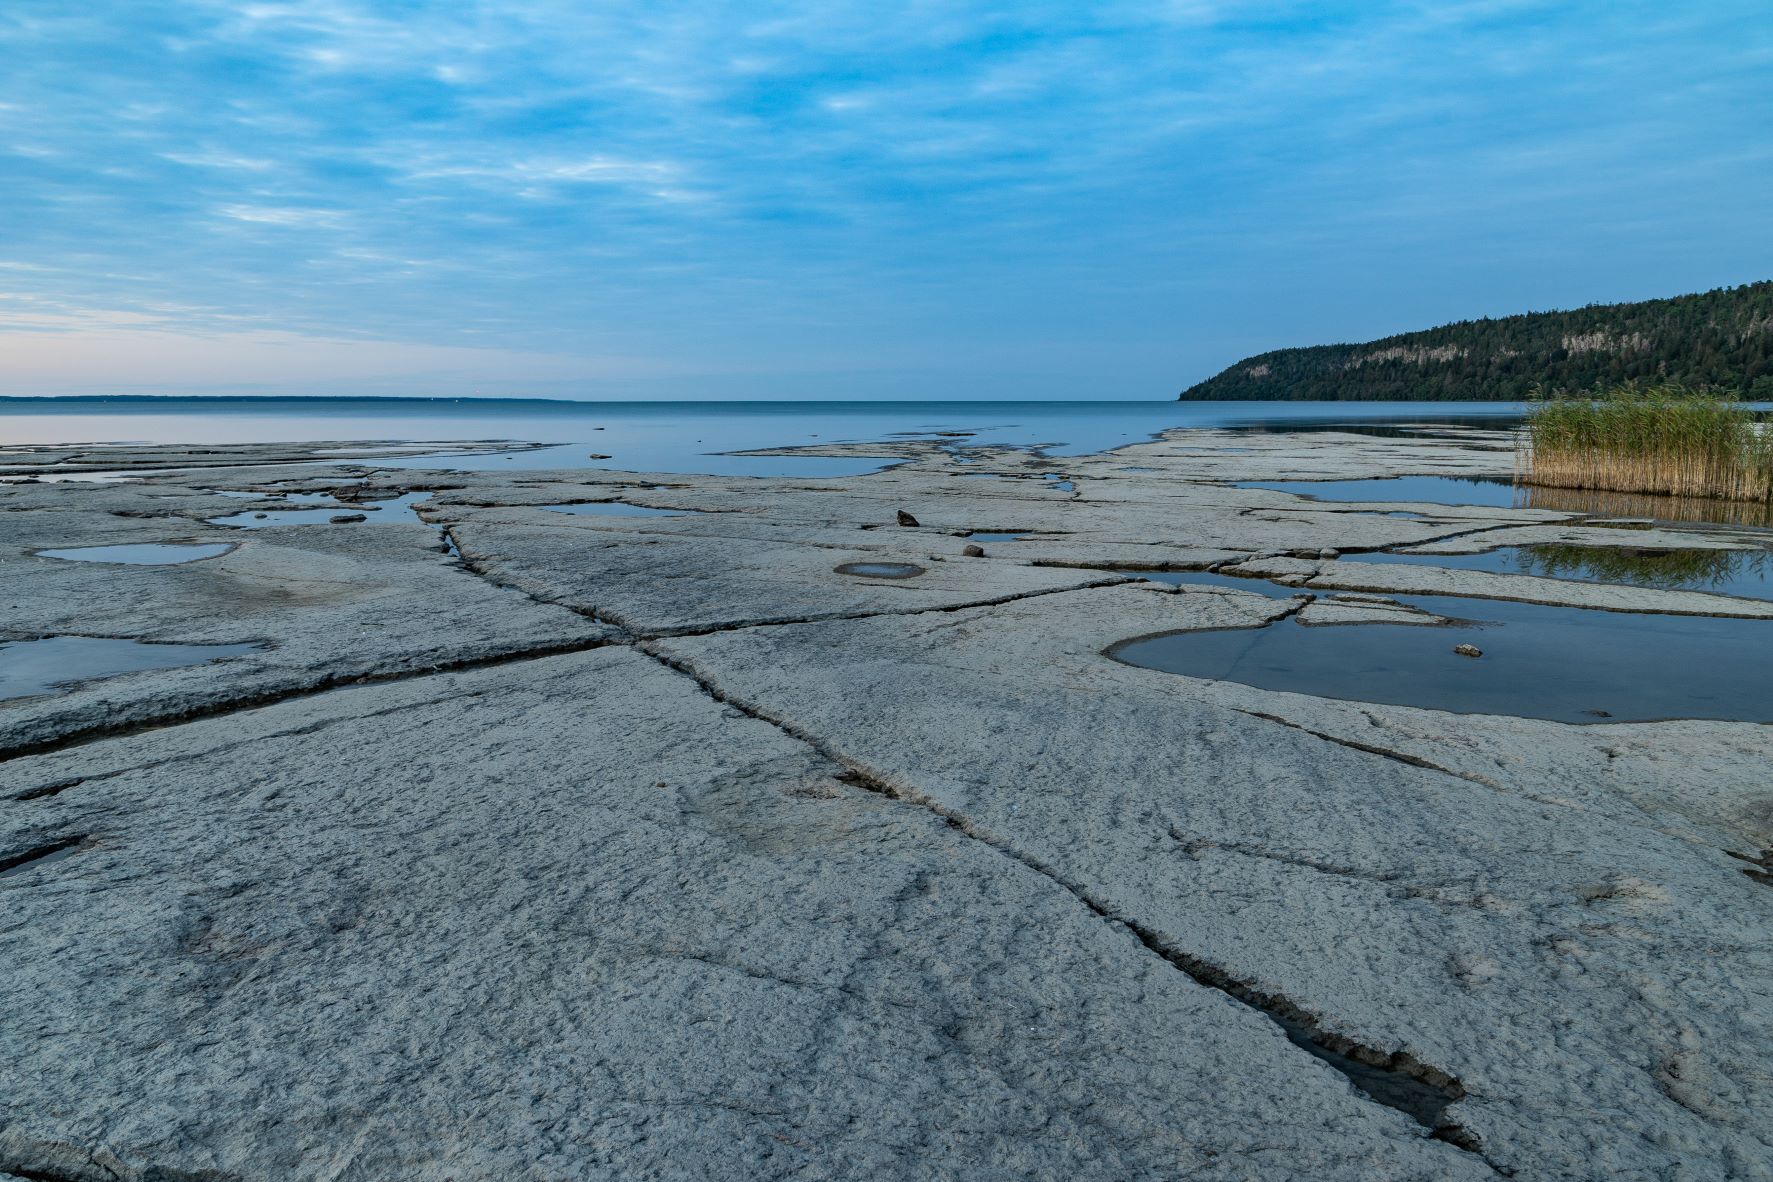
[[2, 649, 1480, 1181], [2, 432, 1771, 1181]]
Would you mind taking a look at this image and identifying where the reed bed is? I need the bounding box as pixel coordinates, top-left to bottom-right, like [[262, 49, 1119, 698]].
[[1518, 384, 1773, 502]]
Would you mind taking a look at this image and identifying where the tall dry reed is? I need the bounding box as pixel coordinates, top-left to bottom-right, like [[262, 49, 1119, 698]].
[[1517, 384, 1773, 502]]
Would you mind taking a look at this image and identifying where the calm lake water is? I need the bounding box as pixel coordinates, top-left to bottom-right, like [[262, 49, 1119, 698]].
[[0, 397, 1525, 477]]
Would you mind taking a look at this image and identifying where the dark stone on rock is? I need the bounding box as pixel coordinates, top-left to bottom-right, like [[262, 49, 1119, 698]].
[[963, 544, 986, 557], [897, 510, 920, 527], [1453, 643, 1482, 658], [329, 513, 368, 524]]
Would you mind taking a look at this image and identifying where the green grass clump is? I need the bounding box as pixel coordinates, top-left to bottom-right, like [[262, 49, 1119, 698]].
[[1519, 384, 1773, 502]]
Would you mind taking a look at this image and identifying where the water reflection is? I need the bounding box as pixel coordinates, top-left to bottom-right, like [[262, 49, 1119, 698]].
[[540, 502, 691, 517], [36, 543, 234, 565], [1512, 485, 1773, 528], [1352, 544, 1773, 600], [835, 562, 925, 579], [1238, 476, 1518, 507], [1, 635, 261, 700], [1110, 591, 1773, 723], [1242, 474, 1773, 529]]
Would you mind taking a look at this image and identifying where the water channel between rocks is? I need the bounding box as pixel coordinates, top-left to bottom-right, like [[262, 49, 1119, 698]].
[[539, 502, 692, 517], [1350, 545, 1773, 600], [1239, 475, 1773, 528]]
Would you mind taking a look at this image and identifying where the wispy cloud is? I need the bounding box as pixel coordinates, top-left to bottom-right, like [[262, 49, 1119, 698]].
[[0, 0, 1768, 396]]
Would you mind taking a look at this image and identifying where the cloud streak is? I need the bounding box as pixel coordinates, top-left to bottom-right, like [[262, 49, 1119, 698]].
[[0, 0, 1768, 397]]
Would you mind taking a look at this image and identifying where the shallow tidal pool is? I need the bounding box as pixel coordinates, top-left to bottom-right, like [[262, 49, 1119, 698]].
[[207, 490, 431, 528], [1237, 475, 1518, 507], [0, 635, 261, 700], [1111, 589, 1773, 723], [1348, 544, 1773, 601], [36, 542, 234, 565], [540, 501, 691, 517], [1240, 475, 1773, 528]]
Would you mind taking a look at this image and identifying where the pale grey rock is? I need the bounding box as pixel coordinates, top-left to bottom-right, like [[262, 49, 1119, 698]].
[[1, 648, 1484, 1182], [658, 585, 1773, 1180], [440, 520, 1129, 636], [3, 430, 1771, 1182], [0, 491, 609, 756], [1296, 597, 1447, 626]]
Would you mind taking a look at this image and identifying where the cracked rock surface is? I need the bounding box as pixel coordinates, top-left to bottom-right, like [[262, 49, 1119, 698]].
[[3, 429, 1771, 1181]]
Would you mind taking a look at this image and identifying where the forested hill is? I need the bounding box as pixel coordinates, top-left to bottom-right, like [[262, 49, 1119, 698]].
[[1179, 282, 1773, 401]]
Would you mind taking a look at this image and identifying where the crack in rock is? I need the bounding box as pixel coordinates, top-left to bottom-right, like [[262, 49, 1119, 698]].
[[0, 636, 615, 763], [637, 640, 1492, 1160], [1234, 709, 1497, 788], [0, 834, 88, 878], [1726, 848, 1773, 887]]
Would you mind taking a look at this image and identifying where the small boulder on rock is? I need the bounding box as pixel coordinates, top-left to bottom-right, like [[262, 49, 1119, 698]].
[[896, 509, 919, 527]]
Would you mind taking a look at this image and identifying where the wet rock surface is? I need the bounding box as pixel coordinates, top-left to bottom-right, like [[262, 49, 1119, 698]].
[[2, 429, 1770, 1181]]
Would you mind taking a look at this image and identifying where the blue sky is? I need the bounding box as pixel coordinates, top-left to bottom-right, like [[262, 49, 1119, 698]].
[[1, 1, 1769, 399]]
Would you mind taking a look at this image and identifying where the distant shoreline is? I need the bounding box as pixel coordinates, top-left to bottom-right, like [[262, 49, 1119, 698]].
[[0, 394, 1184, 407]]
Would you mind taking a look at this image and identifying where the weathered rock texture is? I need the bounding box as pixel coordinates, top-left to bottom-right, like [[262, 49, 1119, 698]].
[[2, 429, 1770, 1181]]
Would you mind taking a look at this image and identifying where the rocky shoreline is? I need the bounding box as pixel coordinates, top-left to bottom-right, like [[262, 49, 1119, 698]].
[[3, 427, 1770, 1181]]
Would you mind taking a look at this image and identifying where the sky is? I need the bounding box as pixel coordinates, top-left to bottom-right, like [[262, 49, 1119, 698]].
[[1, 1, 1769, 400]]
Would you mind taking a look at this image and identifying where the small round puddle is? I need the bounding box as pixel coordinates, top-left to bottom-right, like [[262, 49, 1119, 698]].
[[835, 562, 925, 579], [36, 543, 235, 566]]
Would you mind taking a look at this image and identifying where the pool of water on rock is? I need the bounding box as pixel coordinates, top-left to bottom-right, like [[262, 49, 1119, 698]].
[[1241, 476, 1773, 529], [1111, 583, 1773, 723], [36, 542, 234, 565], [1238, 476, 1519, 507], [0, 635, 261, 700], [1348, 545, 1773, 601], [1137, 569, 1300, 597], [540, 502, 691, 517], [207, 491, 431, 528], [835, 562, 925, 579]]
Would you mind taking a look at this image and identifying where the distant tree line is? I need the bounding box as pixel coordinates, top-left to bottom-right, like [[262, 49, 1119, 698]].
[[1179, 281, 1773, 401]]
